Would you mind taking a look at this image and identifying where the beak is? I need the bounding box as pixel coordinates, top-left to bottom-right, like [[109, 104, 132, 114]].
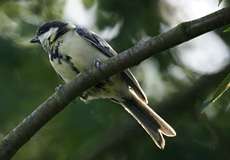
[[30, 36, 40, 44]]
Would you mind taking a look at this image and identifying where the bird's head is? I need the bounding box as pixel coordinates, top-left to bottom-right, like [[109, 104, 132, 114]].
[[30, 21, 75, 47]]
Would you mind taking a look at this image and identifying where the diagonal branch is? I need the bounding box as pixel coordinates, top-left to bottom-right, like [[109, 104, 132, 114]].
[[0, 7, 230, 160]]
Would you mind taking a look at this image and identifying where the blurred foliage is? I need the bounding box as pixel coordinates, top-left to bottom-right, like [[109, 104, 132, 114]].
[[206, 73, 230, 104], [0, 0, 229, 160], [224, 26, 230, 32], [83, 0, 95, 8]]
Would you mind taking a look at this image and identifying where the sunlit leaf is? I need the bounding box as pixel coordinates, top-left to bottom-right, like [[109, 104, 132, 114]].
[[83, 0, 95, 8], [208, 73, 230, 104], [224, 27, 230, 32]]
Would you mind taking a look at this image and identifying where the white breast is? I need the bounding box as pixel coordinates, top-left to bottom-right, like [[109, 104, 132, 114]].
[[50, 30, 109, 83], [60, 30, 108, 71], [49, 57, 76, 83]]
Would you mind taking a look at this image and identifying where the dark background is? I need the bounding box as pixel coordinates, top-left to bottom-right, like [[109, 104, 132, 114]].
[[0, 0, 229, 159]]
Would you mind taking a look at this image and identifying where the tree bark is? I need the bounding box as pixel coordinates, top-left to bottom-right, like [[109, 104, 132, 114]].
[[0, 7, 229, 160]]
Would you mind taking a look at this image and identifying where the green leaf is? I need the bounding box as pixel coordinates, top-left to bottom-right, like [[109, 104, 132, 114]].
[[208, 73, 230, 104], [224, 27, 230, 32], [83, 0, 95, 8]]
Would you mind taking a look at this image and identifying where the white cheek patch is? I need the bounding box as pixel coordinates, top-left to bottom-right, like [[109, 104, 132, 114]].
[[39, 31, 50, 43], [38, 27, 58, 43]]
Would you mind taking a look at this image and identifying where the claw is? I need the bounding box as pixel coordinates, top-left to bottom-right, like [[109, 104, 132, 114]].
[[80, 92, 89, 103], [94, 59, 102, 69], [55, 84, 64, 92]]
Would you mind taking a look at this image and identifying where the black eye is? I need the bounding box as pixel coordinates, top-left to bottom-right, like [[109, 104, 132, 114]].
[[37, 29, 45, 35]]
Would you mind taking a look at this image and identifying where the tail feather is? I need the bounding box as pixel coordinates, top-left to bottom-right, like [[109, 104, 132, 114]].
[[121, 89, 176, 149]]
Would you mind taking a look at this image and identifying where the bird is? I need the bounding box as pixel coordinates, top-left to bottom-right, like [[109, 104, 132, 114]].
[[30, 21, 176, 149]]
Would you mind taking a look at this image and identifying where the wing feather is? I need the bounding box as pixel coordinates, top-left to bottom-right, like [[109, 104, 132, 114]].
[[75, 25, 147, 103]]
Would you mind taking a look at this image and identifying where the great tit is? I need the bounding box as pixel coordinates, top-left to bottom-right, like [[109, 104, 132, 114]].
[[31, 21, 176, 149]]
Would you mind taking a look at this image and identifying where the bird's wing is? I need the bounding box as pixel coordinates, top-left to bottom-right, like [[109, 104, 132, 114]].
[[75, 25, 116, 57], [75, 25, 148, 103]]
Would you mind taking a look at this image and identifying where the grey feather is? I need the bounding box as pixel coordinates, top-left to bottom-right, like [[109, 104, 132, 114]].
[[75, 25, 147, 102]]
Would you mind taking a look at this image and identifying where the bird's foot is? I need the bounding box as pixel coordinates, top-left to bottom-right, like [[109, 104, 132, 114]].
[[80, 92, 89, 103], [55, 84, 64, 92], [94, 59, 103, 70]]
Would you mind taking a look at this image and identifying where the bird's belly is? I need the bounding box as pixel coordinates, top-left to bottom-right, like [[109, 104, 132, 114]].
[[50, 56, 129, 100], [50, 59, 77, 83], [60, 32, 107, 71], [72, 50, 105, 71], [81, 75, 129, 101]]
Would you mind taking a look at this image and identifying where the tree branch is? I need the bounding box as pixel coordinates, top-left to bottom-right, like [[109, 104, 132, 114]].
[[0, 7, 229, 160]]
